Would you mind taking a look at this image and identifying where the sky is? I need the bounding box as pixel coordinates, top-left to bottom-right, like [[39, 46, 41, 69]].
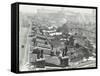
[[19, 5, 96, 15]]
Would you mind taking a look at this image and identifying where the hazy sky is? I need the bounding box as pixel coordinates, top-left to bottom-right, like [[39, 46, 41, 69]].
[[19, 5, 95, 15]]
